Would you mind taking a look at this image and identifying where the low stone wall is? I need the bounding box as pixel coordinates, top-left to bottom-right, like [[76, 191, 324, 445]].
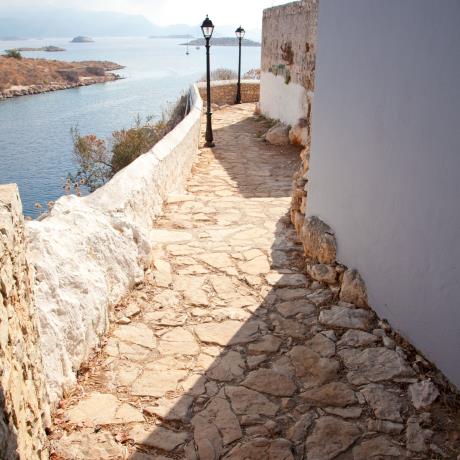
[[0, 184, 49, 459], [197, 80, 260, 105], [26, 85, 203, 403]]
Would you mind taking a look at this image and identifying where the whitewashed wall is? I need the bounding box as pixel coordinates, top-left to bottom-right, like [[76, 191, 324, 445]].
[[307, 0, 460, 386], [27, 85, 203, 402]]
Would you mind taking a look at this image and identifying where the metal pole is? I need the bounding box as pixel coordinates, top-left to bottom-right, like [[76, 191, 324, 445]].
[[236, 37, 242, 104], [205, 37, 215, 147]]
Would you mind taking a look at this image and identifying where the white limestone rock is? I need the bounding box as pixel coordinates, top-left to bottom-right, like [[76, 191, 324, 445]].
[[264, 122, 290, 145]]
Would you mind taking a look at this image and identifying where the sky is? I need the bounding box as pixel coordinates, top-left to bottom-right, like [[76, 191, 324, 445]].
[[0, 0, 286, 29]]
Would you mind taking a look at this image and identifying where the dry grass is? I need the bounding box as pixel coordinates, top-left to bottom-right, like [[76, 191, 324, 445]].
[[0, 56, 122, 92]]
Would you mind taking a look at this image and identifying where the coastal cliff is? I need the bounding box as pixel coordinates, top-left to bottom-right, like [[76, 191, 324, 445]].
[[0, 57, 124, 100]]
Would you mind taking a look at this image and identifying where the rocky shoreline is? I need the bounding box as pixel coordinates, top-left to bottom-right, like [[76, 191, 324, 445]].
[[0, 73, 123, 100]]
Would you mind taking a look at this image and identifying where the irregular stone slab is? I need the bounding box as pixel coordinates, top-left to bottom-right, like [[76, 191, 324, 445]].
[[300, 216, 336, 264], [226, 386, 279, 416], [180, 373, 206, 396], [132, 369, 188, 397], [67, 393, 144, 425], [183, 287, 209, 306], [276, 300, 316, 318], [224, 437, 294, 460], [367, 419, 404, 435], [360, 384, 404, 422], [340, 347, 415, 384], [408, 380, 439, 409], [117, 341, 152, 361], [52, 430, 127, 460], [192, 415, 223, 460], [305, 333, 335, 357], [248, 335, 282, 355], [319, 305, 373, 330], [306, 416, 361, 460], [324, 406, 362, 419], [289, 346, 339, 388], [273, 316, 308, 338], [243, 368, 297, 396], [214, 307, 252, 322], [265, 273, 307, 287], [198, 253, 234, 269], [192, 392, 242, 447], [339, 268, 368, 308], [337, 329, 378, 347], [276, 288, 310, 301], [300, 382, 356, 407], [206, 350, 245, 381], [129, 425, 188, 451], [157, 327, 200, 356], [286, 411, 317, 444], [154, 289, 181, 308], [406, 415, 430, 453], [210, 275, 235, 299], [145, 395, 193, 422], [353, 435, 407, 459], [113, 323, 156, 349], [306, 289, 334, 306], [194, 320, 261, 346], [237, 255, 270, 275], [307, 264, 337, 284]]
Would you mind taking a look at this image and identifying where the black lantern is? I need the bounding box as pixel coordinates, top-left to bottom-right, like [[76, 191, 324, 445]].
[[201, 15, 215, 147], [201, 15, 215, 39], [235, 26, 245, 104]]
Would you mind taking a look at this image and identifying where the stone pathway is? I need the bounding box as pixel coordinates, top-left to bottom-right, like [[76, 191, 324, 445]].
[[49, 104, 460, 460]]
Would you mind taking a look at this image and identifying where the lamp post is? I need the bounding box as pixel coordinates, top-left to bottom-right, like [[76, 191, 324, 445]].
[[235, 25, 245, 104], [201, 15, 215, 147]]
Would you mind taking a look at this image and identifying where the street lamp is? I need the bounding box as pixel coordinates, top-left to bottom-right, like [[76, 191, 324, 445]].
[[235, 25, 245, 104], [201, 15, 215, 147]]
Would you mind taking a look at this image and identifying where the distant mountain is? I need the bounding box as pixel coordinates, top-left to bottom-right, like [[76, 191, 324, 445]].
[[182, 37, 261, 47], [0, 9, 156, 38], [0, 8, 261, 40]]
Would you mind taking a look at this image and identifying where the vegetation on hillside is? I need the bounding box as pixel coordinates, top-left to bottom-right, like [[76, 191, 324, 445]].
[[4, 49, 22, 59], [199, 68, 237, 82], [68, 93, 189, 192], [0, 57, 123, 92], [198, 67, 261, 82]]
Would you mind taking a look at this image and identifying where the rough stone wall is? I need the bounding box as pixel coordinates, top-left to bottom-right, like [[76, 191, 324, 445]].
[[0, 184, 49, 460], [260, 0, 317, 125], [26, 85, 203, 404], [197, 80, 260, 106]]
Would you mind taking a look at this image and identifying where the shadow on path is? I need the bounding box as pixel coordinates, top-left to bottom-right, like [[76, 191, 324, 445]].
[[50, 104, 460, 460]]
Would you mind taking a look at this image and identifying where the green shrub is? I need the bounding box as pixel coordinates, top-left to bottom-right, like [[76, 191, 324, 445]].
[[69, 92, 189, 192], [5, 49, 22, 59]]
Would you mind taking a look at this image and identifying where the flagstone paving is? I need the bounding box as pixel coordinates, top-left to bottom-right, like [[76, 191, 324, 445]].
[[49, 104, 460, 460]]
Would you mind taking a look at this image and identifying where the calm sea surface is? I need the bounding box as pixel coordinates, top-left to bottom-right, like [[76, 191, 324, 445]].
[[0, 37, 261, 217]]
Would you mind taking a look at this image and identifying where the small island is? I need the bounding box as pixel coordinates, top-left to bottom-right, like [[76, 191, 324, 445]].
[[6, 46, 65, 52], [0, 56, 124, 99], [71, 36, 94, 43], [181, 37, 261, 47]]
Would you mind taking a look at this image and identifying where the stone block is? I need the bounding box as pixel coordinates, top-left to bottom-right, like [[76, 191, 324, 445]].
[[300, 216, 337, 264]]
